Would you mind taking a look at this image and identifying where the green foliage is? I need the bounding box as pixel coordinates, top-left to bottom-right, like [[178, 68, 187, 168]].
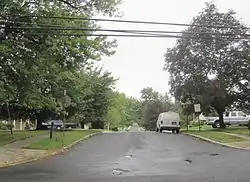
[[105, 92, 141, 129], [0, 130, 47, 146], [190, 121, 206, 127], [164, 2, 249, 128], [0, 122, 8, 130], [138, 87, 174, 131], [0, 0, 122, 129]]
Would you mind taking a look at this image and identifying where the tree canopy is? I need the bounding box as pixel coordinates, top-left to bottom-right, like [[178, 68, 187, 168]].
[[138, 87, 174, 130], [0, 0, 123, 130], [164, 2, 249, 128]]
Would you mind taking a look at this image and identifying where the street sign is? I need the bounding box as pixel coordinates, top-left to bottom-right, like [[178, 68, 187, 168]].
[[194, 104, 201, 113]]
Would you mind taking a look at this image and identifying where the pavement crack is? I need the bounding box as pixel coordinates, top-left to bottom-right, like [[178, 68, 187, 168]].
[[112, 168, 131, 176], [184, 158, 192, 163], [124, 154, 133, 159], [209, 153, 219, 156]]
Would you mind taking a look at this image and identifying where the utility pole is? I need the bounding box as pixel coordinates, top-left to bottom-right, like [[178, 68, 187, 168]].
[[6, 101, 13, 136], [63, 90, 67, 136], [61, 90, 71, 136]]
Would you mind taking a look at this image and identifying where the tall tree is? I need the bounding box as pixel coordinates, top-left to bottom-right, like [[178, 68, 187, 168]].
[[105, 92, 141, 130], [139, 87, 173, 130], [164, 2, 249, 128], [0, 0, 122, 130]]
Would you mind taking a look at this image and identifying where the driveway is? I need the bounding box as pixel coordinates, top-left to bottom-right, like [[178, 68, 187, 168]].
[[1, 132, 250, 182]]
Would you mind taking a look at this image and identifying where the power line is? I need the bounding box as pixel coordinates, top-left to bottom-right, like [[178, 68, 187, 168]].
[[11, 32, 250, 40], [2, 19, 250, 38], [2, 20, 250, 40], [8, 15, 250, 30], [6, 26, 170, 37], [6, 26, 250, 37], [13, 33, 188, 38]]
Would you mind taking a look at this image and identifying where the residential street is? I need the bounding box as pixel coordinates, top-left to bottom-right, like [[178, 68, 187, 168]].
[[1, 131, 250, 182]]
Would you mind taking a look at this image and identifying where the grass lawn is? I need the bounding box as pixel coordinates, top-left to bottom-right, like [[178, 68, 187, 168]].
[[25, 130, 100, 150], [186, 130, 247, 143], [183, 125, 250, 135], [219, 127, 250, 136], [0, 130, 47, 147], [181, 125, 214, 132]]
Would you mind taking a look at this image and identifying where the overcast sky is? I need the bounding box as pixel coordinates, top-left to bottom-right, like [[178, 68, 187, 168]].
[[97, 0, 250, 99]]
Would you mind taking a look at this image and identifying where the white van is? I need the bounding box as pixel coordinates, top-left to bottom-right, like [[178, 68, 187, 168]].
[[156, 111, 180, 133]]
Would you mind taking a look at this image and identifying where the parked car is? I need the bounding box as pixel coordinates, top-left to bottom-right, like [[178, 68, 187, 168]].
[[43, 120, 64, 130], [65, 123, 78, 129], [206, 111, 250, 128]]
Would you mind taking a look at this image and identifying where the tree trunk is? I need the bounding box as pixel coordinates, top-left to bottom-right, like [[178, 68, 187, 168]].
[[6, 102, 13, 136], [218, 111, 225, 128]]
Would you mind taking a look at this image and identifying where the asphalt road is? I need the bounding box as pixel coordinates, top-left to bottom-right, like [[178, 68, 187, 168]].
[[1, 131, 250, 182]]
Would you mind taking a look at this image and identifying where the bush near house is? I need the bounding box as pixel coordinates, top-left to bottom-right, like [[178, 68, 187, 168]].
[[0, 123, 8, 130]]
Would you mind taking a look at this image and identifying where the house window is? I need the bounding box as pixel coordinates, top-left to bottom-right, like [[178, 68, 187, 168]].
[[238, 111, 245, 117]]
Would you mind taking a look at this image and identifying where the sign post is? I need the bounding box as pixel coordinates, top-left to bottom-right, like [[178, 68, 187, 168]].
[[182, 102, 191, 132], [248, 120, 250, 136], [194, 104, 201, 132], [49, 121, 54, 139]]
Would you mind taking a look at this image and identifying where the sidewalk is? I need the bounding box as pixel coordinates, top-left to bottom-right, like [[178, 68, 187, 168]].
[[0, 135, 48, 166]]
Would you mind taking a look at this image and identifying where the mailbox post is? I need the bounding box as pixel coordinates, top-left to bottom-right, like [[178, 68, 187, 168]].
[[248, 120, 250, 136], [49, 121, 54, 139]]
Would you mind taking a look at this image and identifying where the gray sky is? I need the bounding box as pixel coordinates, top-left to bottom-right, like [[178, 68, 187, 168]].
[[97, 0, 249, 99]]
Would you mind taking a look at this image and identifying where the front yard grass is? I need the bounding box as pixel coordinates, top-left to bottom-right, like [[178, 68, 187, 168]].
[[185, 130, 248, 143], [25, 130, 100, 150], [0, 130, 47, 147], [219, 127, 250, 136]]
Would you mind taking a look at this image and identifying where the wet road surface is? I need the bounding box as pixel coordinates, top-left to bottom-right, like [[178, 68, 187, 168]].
[[1, 131, 250, 182]]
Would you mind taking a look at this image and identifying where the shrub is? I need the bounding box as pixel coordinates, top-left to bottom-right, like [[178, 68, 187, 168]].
[[0, 123, 8, 130], [191, 120, 206, 127], [111, 127, 118, 131]]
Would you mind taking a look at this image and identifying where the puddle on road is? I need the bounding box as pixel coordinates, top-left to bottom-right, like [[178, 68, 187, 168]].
[[112, 168, 131, 176], [192, 152, 209, 156], [184, 158, 192, 163], [190, 152, 219, 157], [124, 154, 133, 159], [209, 153, 219, 156]]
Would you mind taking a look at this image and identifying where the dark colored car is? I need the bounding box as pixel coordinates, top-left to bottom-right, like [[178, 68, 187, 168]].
[[65, 123, 78, 129], [43, 120, 64, 130]]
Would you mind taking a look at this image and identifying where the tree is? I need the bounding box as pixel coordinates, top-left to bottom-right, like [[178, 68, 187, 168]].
[[0, 0, 122, 130], [123, 97, 141, 127], [164, 2, 249, 128], [105, 92, 141, 130], [139, 87, 173, 130]]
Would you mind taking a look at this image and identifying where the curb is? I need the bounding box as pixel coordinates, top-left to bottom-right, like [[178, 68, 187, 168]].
[[183, 132, 250, 151], [0, 131, 102, 168]]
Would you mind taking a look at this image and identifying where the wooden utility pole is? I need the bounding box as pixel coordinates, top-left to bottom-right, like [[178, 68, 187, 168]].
[[6, 101, 13, 136]]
